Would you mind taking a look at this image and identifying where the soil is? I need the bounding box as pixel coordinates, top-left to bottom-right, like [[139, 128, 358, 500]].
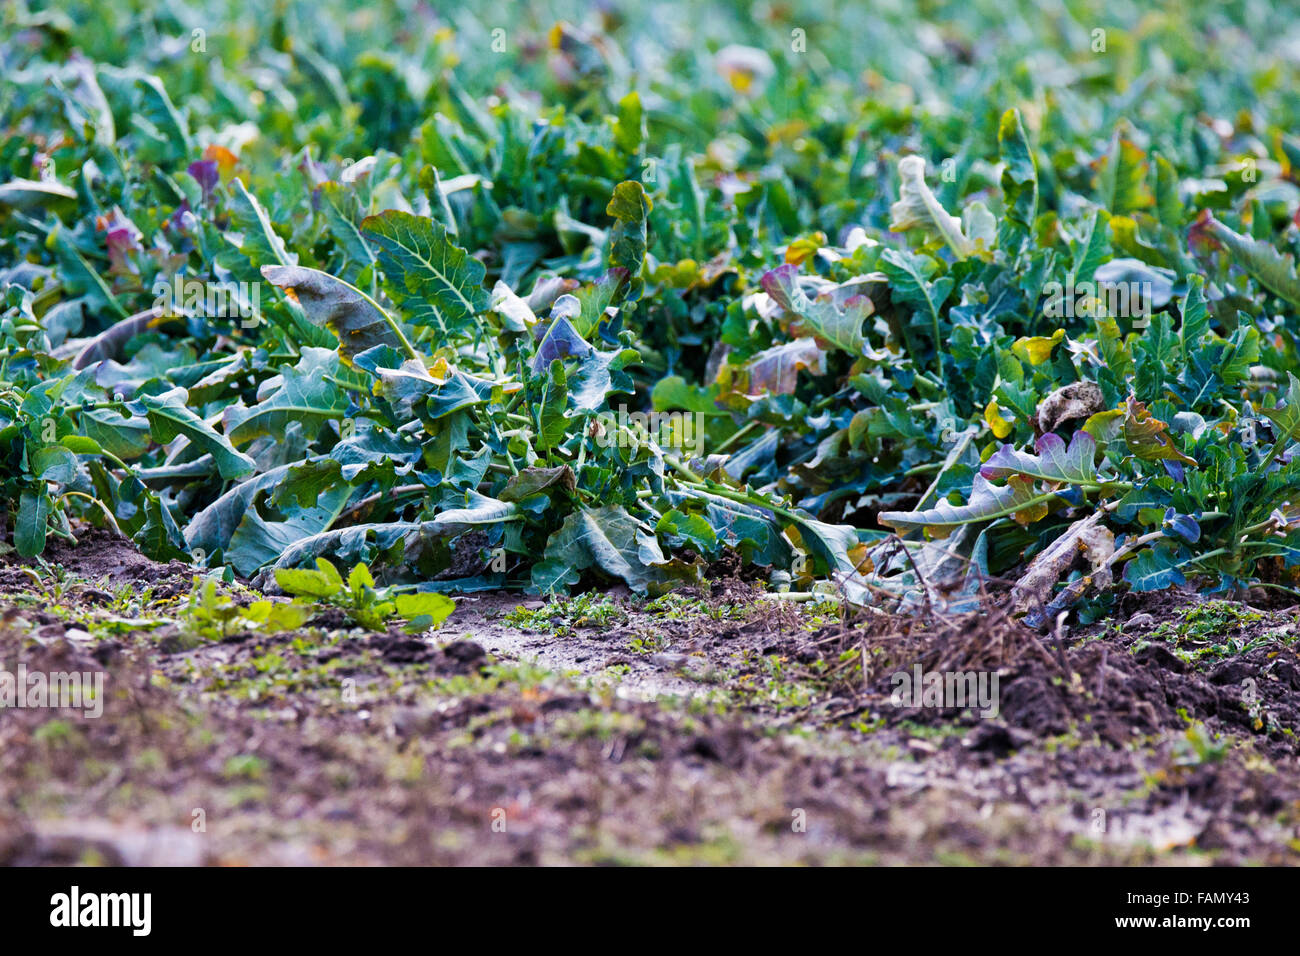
[[1, 531, 1298, 865]]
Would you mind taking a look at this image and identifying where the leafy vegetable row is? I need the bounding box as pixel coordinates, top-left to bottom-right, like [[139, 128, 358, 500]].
[[3, 1, 1300, 622]]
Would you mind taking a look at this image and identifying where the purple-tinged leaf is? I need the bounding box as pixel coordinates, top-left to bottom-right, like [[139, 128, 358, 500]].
[[980, 430, 1098, 485]]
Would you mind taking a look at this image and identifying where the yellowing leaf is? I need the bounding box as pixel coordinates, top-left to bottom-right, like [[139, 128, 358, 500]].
[[393, 592, 456, 628], [1122, 398, 1196, 466], [1082, 407, 1125, 446], [984, 400, 1012, 439], [203, 143, 239, 179], [784, 232, 826, 266], [1012, 328, 1065, 365], [714, 45, 774, 95], [847, 542, 872, 574], [1010, 476, 1050, 525]]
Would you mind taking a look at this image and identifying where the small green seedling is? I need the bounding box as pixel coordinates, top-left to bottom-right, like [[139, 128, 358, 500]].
[[274, 558, 455, 632], [181, 577, 311, 642]]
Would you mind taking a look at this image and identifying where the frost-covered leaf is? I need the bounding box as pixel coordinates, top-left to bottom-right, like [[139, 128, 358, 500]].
[[879, 474, 1046, 535], [760, 264, 885, 357], [981, 431, 1098, 485], [889, 156, 976, 258], [262, 264, 413, 364]]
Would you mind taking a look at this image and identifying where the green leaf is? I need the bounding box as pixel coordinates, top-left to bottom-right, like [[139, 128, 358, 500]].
[[1262, 372, 1300, 447], [1199, 212, 1300, 307], [348, 561, 375, 593], [1123, 545, 1186, 591], [760, 264, 881, 357], [318, 182, 377, 268], [879, 475, 1046, 534], [315, 557, 345, 591], [60, 435, 102, 455], [531, 505, 665, 595], [784, 513, 865, 577], [1068, 210, 1111, 286], [1134, 311, 1173, 403], [0, 178, 78, 211], [361, 210, 488, 336], [665, 489, 794, 568], [879, 248, 953, 371], [245, 600, 313, 632], [136, 387, 256, 480], [15, 489, 52, 557], [393, 592, 455, 628], [98, 65, 191, 162], [226, 505, 346, 577], [1096, 127, 1150, 216], [605, 181, 652, 306], [1178, 275, 1210, 366], [133, 493, 188, 562], [1152, 154, 1183, 229], [228, 179, 293, 268], [611, 91, 644, 156], [221, 347, 346, 445], [656, 509, 719, 553], [998, 108, 1038, 234], [274, 567, 339, 599], [185, 462, 328, 557], [30, 445, 78, 483], [49, 227, 130, 321]]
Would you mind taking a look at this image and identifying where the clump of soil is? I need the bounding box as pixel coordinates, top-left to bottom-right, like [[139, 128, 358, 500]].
[[0, 527, 194, 597], [998, 638, 1300, 756], [834, 599, 1300, 757]]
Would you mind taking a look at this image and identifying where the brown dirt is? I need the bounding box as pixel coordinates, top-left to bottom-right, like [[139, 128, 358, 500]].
[[0, 526, 194, 598], [1, 533, 1298, 865]]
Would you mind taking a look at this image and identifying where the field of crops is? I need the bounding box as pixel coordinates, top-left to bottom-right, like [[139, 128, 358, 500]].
[[2, 0, 1300, 877]]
